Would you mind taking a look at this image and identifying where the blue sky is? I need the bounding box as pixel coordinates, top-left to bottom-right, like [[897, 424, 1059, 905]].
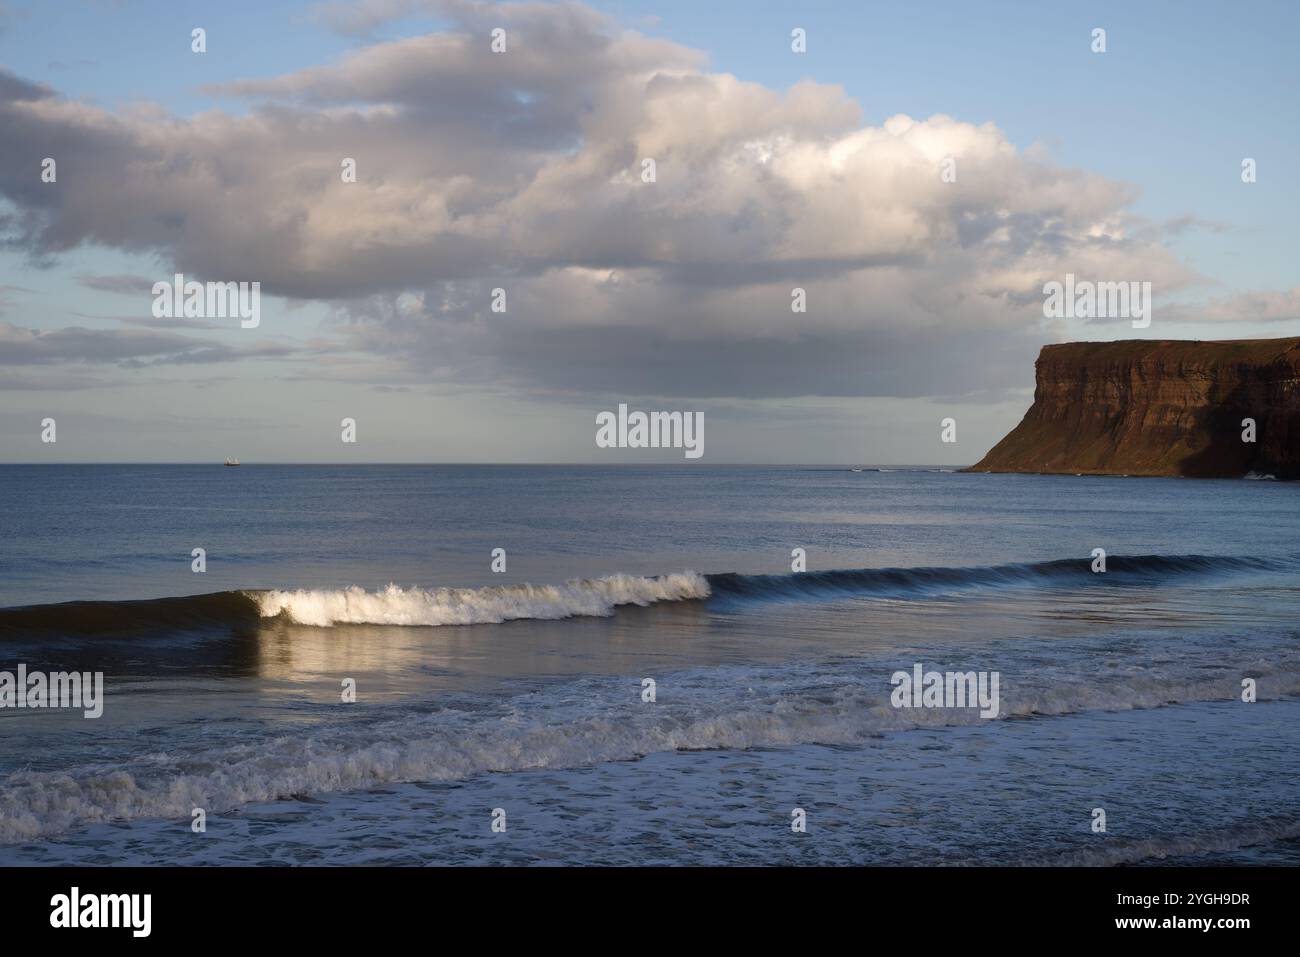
[[1, 0, 1297, 461]]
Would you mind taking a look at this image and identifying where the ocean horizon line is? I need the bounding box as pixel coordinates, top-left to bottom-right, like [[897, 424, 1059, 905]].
[[0, 461, 972, 468]]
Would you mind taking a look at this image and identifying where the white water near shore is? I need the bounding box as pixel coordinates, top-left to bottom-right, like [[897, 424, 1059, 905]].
[[3, 620, 1298, 846], [6, 697, 1298, 866]]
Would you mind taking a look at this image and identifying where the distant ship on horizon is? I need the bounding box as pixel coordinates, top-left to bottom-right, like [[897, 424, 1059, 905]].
[[224, 458, 240, 467]]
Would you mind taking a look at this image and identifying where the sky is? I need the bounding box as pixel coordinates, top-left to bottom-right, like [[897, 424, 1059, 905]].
[[1, 0, 1297, 463]]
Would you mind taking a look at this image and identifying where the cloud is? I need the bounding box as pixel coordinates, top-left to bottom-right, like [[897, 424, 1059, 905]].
[[0, 67, 52, 103], [0, 320, 302, 367], [1164, 287, 1300, 325], [75, 273, 157, 295], [0, 2, 1212, 400], [0, 370, 109, 391], [1160, 214, 1231, 237], [0, 283, 34, 315], [79, 313, 235, 331]]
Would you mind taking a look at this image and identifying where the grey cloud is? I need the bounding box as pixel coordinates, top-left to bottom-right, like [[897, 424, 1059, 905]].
[[487, 324, 1041, 401], [1162, 214, 1232, 237], [0, 3, 1208, 401], [76, 273, 156, 295], [72, 311, 231, 331], [0, 283, 34, 314], [0, 68, 50, 102], [0, 321, 304, 367], [120, 341, 302, 367], [0, 370, 109, 391], [0, 322, 218, 365], [1162, 288, 1300, 325], [332, 271, 1044, 399]]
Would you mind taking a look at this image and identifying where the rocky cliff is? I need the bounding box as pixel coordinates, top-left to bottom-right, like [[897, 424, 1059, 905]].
[[968, 338, 1300, 479]]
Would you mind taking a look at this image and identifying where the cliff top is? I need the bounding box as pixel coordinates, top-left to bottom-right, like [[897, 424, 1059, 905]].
[[1039, 337, 1300, 365]]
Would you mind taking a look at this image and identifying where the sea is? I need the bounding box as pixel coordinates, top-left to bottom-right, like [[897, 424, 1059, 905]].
[[0, 464, 1297, 865]]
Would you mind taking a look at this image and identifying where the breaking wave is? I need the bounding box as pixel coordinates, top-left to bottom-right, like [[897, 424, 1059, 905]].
[[251, 572, 711, 626], [0, 553, 1289, 637]]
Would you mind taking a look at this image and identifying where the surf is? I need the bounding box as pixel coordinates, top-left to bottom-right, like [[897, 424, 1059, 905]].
[[704, 553, 1292, 606], [4, 644, 1300, 844], [252, 573, 711, 627], [0, 554, 1289, 637]]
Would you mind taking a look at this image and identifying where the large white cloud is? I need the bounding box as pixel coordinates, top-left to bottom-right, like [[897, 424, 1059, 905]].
[[0, 0, 1202, 398]]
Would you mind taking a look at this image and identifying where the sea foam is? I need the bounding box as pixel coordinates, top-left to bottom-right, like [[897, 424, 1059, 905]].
[[5, 652, 1300, 843], [250, 572, 711, 627]]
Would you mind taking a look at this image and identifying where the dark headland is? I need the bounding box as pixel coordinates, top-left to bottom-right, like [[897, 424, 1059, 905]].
[[967, 337, 1300, 479]]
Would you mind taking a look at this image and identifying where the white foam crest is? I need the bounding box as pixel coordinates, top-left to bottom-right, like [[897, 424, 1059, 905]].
[[249, 572, 711, 627], [4, 661, 1300, 843]]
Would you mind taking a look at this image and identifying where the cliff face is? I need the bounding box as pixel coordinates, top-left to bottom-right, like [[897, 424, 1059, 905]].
[[968, 338, 1300, 479]]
